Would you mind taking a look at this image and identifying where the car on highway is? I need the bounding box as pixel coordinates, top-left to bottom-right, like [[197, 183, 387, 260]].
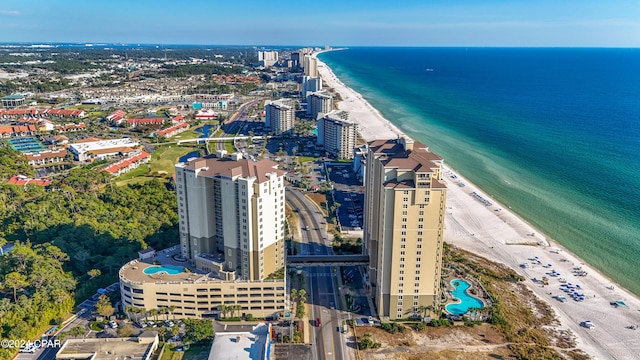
[[315, 318, 321, 327]]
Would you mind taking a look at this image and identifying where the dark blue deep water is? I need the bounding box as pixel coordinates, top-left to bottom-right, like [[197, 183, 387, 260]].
[[320, 47, 640, 295]]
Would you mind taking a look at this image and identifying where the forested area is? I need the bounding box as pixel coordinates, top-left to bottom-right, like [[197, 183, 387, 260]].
[[0, 148, 179, 357], [161, 63, 247, 77]]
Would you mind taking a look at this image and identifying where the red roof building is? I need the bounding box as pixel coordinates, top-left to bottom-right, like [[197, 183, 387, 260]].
[[103, 151, 151, 176], [155, 122, 190, 138], [127, 118, 166, 127], [54, 123, 86, 132], [106, 110, 127, 124], [7, 175, 52, 187], [0, 125, 37, 137]]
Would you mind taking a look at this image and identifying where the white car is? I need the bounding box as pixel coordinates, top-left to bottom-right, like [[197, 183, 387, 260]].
[[581, 320, 595, 329], [108, 320, 118, 329]]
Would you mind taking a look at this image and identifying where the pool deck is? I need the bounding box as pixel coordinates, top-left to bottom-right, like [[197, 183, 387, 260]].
[[120, 247, 214, 284]]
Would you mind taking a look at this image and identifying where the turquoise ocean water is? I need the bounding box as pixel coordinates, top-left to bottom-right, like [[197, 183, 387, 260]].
[[319, 48, 640, 296]]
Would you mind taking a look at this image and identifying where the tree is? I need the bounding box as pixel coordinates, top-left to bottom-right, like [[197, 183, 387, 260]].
[[70, 326, 86, 338], [3, 271, 28, 302], [168, 305, 177, 320], [117, 324, 135, 337], [149, 308, 159, 321], [182, 319, 214, 344], [95, 294, 115, 317], [87, 269, 101, 279], [217, 304, 229, 318]]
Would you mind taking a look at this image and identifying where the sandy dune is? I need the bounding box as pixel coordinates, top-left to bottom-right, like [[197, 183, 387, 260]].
[[315, 51, 640, 359]]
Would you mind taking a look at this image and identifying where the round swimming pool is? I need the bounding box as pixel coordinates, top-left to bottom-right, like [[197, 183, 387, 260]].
[[143, 265, 184, 275], [445, 279, 484, 316]]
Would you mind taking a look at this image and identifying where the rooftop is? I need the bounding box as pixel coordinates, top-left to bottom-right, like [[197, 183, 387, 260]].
[[56, 333, 158, 360], [209, 323, 270, 360], [178, 155, 284, 184]]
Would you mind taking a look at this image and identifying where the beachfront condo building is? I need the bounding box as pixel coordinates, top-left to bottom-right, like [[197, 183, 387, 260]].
[[316, 110, 358, 160], [176, 153, 286, 280], [119, 153, 287, 319], [265, 99, 295, 135], [306, 90, 333, 119], [363, 138, 447, 320], [258, 51, 278, 67], [303, 55, 318, 77], [301, 76, 323, 99]]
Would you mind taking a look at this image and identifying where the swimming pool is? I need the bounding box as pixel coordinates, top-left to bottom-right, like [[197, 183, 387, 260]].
[[143, 265, 184, 275], [445, 279, 484, 316]]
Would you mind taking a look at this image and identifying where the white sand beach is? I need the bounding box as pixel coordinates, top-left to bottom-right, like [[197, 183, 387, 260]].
[[315, 51, 640, 359]]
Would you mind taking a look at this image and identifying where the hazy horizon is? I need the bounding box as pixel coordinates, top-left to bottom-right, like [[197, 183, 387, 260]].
[[1, 0, 639, 47]]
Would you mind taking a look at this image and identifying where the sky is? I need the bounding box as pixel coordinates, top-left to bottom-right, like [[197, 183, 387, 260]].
[[1, 0, 639, 47]]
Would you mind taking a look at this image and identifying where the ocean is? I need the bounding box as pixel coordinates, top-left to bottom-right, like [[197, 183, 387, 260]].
[[319, 47, 640, 296]]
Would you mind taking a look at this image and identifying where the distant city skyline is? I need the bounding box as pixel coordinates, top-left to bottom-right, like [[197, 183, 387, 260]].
[[1, 0, 639, 47]]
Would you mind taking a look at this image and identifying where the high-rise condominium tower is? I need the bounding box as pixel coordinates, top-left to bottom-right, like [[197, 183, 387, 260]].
[[175, 154, 286, 281], [363, 138, 447, 320], [265, 99, 295, 135], [316, 110, 357, 160]]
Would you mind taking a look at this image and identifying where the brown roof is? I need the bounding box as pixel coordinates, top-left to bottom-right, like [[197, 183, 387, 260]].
[[384, 179, 415, 189], [369, 139, 442, 174], [183, 156, 284, 183]]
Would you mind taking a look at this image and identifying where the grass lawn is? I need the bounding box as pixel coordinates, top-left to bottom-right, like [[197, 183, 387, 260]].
[[182, 344, 212, 360], [115, 145, 201, 186], [297, 156, 318, 164], [68, 104, 100, 110], [224, 140, 235, 154], [159, 344, 183, 360]]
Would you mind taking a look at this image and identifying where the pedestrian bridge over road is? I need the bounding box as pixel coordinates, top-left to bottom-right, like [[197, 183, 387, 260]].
[[176, 136, 271, 145], [287, 254, 369, 267]]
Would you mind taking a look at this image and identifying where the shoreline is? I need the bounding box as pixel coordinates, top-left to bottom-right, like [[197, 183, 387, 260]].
[[315, 51, 640, 359]]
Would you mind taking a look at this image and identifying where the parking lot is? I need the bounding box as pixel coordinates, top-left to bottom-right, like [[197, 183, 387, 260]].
[[326, 164, 364, 231]]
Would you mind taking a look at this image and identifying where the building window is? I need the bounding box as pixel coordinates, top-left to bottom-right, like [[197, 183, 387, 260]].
[[402, 211, 408, 216], [403, 204, 408, 209], [401, 237, 406, 242], [400, 244, 406, 249], [415, 276, 420, 281], [418, 218, 424, 222], [418, 224, 423, 229], [403, 197, 408, 202], [403, 190, 409, 195], [401, 224, 407, 229], [400, 257, 404, 262], [402, 217, 407, 222], [416, 257, 421, 262]]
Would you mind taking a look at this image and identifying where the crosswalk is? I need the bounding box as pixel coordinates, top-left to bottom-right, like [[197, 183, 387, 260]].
[[308, 272, 333, 277]]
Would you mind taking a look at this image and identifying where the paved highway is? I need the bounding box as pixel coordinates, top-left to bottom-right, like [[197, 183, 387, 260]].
[[286, 189, 351, 360]]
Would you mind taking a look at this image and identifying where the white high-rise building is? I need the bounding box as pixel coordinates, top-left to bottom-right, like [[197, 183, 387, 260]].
[[175, 153, 286, 281], [258, 51, 279, 67], [301, 76, 323, 99], [265, 99, 295, 135], [303, 55, 318, 77], [316, 110, 357, 159], [306, 90, 333, 119]]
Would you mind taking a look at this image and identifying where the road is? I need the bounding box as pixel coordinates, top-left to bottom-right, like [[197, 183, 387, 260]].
[[211, 99, 259, 153], [286, 189, 351, 360]]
